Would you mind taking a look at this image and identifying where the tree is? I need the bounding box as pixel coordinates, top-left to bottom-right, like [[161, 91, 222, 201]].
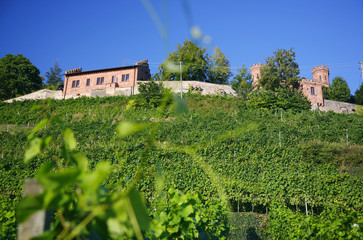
[[45, 61, 63, 88], [247, 88, 311, 111], [0, 54, 43, 100], [259, 48, 300, 91], [322, 85, 330, 99], [153, 39, 210, 82], [136, 80, 167, 108], [327, 76, 351, 102], [354, 82, 363, 105], [209, 46, 232, 84], [230, 65, 253, 99]]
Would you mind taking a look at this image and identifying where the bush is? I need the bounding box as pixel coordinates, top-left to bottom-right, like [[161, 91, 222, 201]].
[[136, 81, 167, 108], [247, 88, 311, 111]]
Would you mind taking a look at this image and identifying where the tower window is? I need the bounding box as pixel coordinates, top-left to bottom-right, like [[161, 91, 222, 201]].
[[311, 87, 315, 95]]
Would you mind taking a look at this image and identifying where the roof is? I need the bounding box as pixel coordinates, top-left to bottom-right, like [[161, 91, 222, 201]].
[[64, 65, 138, 76]]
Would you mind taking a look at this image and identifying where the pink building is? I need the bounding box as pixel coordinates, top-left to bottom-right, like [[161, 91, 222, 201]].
[[63, 60, 150, 98], [250, 63, 330, 106]]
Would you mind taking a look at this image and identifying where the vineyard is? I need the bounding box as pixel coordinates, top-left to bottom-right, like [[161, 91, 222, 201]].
[[1, 93, 362, 239]]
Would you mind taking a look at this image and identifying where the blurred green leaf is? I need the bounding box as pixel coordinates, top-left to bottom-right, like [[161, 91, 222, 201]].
[[16, 195, 44, 223], [117, 122, 148, 138], [24, 137, 42, 163], [27, 119, 48, 140], [63, 127, 77, 151]]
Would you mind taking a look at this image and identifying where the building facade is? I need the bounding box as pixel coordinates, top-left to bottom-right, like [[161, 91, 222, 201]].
[[250, 63, 330, 106], [63, 60, 150, 98]]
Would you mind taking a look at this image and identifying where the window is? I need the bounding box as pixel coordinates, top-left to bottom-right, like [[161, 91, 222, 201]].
[[126, 74, 129, 81], [311, 87, 315, 95], [122, 75, 125, 82], [86, 79, 90, 86], [72, 80, 80, 88], [112, 76, 115, 83], [97, 77, 104, 85], [319, 76, 321, 81]]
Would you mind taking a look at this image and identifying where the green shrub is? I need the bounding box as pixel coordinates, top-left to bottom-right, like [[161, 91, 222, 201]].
[[136, 81, 168, 108], [265, 203, 363, 239], [247, 88, 311, 111], [147, 188, 229, 239]]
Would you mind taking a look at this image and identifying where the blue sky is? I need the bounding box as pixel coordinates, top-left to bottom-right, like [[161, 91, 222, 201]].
[[1, 0, 362, 93]]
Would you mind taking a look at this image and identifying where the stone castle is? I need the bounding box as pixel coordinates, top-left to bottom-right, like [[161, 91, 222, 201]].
[[251, 63, 330, 107]]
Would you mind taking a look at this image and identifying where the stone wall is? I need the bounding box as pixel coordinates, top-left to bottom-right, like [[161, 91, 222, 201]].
[[320, 100, 358, 114], [5, 89, 62, 103], [156, 81, 236, 96]]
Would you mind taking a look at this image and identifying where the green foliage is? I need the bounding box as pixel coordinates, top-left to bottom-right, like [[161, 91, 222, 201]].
[[265, 203, 363, 239], [153, 40, 231, 84], [247, 88, 311, 111], [356, 105, 363, 116], [228, 212, 266, 240], [148, 188, 229, 239], [45, 61, 63, 89], [230, 65, 253, 100], [136, 80, 167, 108], [0, 95, 362, 238], [0, 54, 43, 100], [209, 46, 232, 84], [322, 85, 329, 99], [259, 48, 301, 91], [17, 117, 150, 239], [326, 76, 351, 102], [354, 82, 363, 105], [0, 197, 17, 239], [153, 39, 210, 82]]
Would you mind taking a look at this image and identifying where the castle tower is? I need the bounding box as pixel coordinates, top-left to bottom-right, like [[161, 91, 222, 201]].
[[250, 62, 264, 86], [312, 64, 329, 87]]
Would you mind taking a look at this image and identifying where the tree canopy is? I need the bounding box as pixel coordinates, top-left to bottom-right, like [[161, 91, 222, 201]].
[[326, 76, 351, 102], [209, 46, 232, 84], [355, 82, 363, 105], [259, 48, 301, 91], [230, 65, 253, 99], [45, 61, 63, 89], [153, 39, 231, 84], [0, 54, 43, 100]]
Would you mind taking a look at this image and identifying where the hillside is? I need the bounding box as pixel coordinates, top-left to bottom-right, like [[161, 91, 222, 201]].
[[1, 94, 362, 239]]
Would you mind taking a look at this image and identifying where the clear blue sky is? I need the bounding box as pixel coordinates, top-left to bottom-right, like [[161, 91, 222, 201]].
[[1, 0, 362, 93]]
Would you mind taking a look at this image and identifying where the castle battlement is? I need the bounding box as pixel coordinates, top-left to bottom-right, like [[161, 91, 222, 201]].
[[65, 67, 82, 75], [136, 60, 149, 65], [312, 64, 329, 74], [250, 62, 264, 71]]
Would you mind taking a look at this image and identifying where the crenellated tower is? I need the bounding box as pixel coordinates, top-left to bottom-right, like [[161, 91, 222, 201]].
[[312, 64, 329, 87], [250, 62, 264, 86]]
